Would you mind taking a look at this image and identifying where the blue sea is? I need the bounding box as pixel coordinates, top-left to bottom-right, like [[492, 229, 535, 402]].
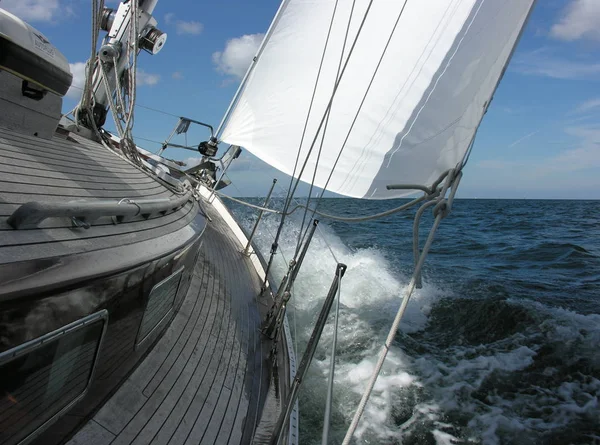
[[231, 198, 600, 445]]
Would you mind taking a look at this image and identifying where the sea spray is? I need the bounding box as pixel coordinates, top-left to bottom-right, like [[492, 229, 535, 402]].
[[230, 198, 600, 445]]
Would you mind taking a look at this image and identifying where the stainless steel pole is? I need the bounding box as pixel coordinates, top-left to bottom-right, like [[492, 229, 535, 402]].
[[270, 263, 347, 445], [263, 219, 319, 339], [244, 179, 277, 255]]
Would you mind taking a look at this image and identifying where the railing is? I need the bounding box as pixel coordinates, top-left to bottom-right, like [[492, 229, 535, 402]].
[[222, 170, 459, 444], [8, 190, 193, 229]]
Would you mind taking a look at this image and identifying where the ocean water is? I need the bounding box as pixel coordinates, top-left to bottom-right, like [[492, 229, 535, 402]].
[[229, 198, 600, 445]]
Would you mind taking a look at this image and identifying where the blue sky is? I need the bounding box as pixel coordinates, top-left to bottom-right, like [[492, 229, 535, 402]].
[[3, 0, 599, 199]]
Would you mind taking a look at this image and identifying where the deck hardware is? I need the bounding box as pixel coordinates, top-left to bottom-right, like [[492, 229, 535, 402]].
[[262, 219, 319, 339], [211, 145, 242, 193], [8, 190, 192, 229], [70, 216, 91, 229]]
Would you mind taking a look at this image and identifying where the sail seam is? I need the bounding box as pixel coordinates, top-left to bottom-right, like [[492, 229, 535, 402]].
[[340, 0, 462, 194], [460, 1, 539, 170], [307, 0, 412, 210], [385, 0, 486, 168]]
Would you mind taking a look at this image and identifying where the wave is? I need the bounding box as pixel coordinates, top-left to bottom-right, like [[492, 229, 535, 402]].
[[231, 205, 600, 445]]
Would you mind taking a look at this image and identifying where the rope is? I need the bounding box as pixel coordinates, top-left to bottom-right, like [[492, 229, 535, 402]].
[[215, 189, 429, 223], [322, 268, 342, 445], [341, 208, 443, 445], [67, 0, 103, 126], [95, 0, 142, 165], [341, 170, 461, 444], [83, 0, 103, 110]]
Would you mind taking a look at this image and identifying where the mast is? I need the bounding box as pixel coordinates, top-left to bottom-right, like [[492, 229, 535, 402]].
[[75, 0, 167, 130]]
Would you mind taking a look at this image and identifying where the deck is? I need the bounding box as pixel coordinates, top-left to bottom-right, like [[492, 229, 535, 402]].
[[0, 125, 195, 265], [67, 198, 276, 445]]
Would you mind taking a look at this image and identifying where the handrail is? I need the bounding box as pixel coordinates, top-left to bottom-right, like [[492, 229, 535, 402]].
[[7, 190, 193, 229], [270, 263, 347, 445]]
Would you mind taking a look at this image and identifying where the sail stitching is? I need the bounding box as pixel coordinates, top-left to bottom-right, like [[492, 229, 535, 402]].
[[385, 0, 486, 168], [460, 2, 536, 170], [369, 0, 508, 195]]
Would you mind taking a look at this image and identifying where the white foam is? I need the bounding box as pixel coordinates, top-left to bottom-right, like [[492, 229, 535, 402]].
[[234, 208, 600, 444], [245, 213, 448, 440]]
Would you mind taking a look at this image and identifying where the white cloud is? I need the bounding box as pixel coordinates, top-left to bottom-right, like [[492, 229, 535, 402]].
[[137, 70, 160, 86], [572, 98, 600, 114], [563, 124, 600, 142], [550, 0, 600, 42], [534, 125, 600, 175], [212, 33, 264, 80], [172, 71, 184, 80], [512, 48, 600, 80], [164, 12, 203, 35], [164, 13, 176, 25], [67, 61, 87, 99], [175, 20, 203, 35], [1, 0, 61, 22], [66, 62, 158, 100]]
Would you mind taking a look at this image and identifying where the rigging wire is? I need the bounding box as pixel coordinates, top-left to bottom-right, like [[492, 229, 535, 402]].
[[281, 0, 375, 219], [273, 182, 340, 265], [285, 0, 342, 221], [296, 0, 357, 259], [67, 83, 184, 123], [261, 0, 345, 286], [298, 0, 410, 246], [135, 103, 182, 119], [322, 269, 341, 445], [225, 175, 300, 360], [258, 0, 376, 289], [214, 189, 429, 223]]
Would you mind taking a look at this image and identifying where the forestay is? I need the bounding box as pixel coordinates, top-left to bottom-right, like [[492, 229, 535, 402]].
[[219, 0, 535, 199]]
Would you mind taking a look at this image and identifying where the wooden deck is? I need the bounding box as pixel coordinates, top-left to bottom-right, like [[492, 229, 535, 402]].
[[0, 125, 195, 265], [67, 199, 276, 445]]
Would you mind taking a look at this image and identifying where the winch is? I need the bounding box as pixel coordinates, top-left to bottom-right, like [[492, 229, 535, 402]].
[[0, 8, 72, 139]]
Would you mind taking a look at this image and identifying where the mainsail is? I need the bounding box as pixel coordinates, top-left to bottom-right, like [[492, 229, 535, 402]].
[[219, 0, 536, 199]]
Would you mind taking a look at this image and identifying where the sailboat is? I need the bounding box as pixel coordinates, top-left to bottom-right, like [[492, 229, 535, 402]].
[[0, 0, 536, 444]]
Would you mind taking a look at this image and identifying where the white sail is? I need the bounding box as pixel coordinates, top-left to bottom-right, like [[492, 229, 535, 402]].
[[219, 0, 535, 199]]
